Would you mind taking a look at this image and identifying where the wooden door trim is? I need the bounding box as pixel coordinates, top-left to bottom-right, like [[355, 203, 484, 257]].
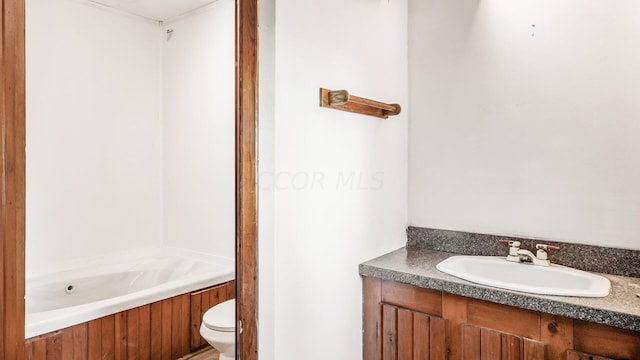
[[1, 0, 27, 359], [1, 0, 259, 358], [236, 0, 259, 359]]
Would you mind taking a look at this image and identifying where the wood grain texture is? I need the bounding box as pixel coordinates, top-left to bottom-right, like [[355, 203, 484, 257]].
[[236, 0, 259, 359], [162, 298, 173, 360], [468, 299, 540, 340], [150, 301, 163, 360], [397, 309, 413, 360], [566, 350, 613, 360], [462, 324, 481, 360], [1, 1, 26, 359], [573, 319, 640, 359], [382, 305, 398, 360], [481, 328, 502, 360], [412, 312, 430, 360], [429, 316, 446, 359], [443, 292, 467, 360], [522, 339, 545, 360], [382, 281, 443, 317], [363, 276, 382, 360], [73, 323, 88, 360], [114, 312, 127, 360], [101, 315, 116, 360], [540, 314, 572, 360], [88, 319, 102, 360], [501, 334, 522, 360]]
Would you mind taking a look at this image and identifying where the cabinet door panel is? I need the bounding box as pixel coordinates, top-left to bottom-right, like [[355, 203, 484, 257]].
[[429, 317, 446, 360], [380, 304, 445, 360], [462, 324, 481, 360], [397, 309, 413, 360], [501, 334, 523, 360], [412, 313, 430, 360], [462, 323, 546, 360], [481, 328, 502, 360], [383, 305, 398, 360]]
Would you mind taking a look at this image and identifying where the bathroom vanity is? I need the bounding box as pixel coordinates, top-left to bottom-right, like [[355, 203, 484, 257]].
[[360, 229, 640, 360]]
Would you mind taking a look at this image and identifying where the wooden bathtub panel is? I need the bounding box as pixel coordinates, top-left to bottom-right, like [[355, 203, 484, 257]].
[[172, 294, 191, 358], [138, 305, 151, 359], [46, 332, 63, 360], [161, 298, 173, 360], [61, 326, 73, 359], [150, 301, 163, 360], [126, 306, 140, 359], [114, 312, 128, 360], [190, 291, 203, 350], [101, 315, 115, 360], [88, 319, 103, 360], [72, 323, 88, 360], [24, 281, 236, 359], [24, 341, 34, 360], [32, 337, 47, 359]]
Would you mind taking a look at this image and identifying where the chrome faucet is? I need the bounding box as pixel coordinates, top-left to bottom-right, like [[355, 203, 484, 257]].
[[499, 240, 560, 267]]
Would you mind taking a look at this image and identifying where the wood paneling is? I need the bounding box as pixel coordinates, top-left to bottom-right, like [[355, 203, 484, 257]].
[[443, 292, 467, 360], [462, 324, 481, 360], [429, 315, 446, 359], [363, 276, 382, 360], [467, 299, 540, 340], [462, 323, 545, 360], [397, 309, 413, 360], [236, 0, 259, 359], [540, 314, 573, 360], [382, 305, 397, 360], [381, 280, 443, 317], [573, 319, 640, 360], [412, 312, 430, 360], [1, 0, 27, 358], [379, 303, 446, 360], [25, 281, 234, 359], [481, 328, 502, 360], [566, 350, 613, 360], [522, 341, 545, 360]]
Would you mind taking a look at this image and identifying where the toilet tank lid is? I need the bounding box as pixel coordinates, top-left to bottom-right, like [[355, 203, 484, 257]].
[[203, 299, 235, 331]]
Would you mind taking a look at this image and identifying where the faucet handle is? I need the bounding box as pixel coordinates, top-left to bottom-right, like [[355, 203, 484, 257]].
[[535, 244, 560, 261], [499, 240, 521, 248], [536, 244, 560, 251]]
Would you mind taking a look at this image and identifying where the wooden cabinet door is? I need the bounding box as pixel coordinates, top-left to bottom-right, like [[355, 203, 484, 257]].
[[461, 323, 546, 360], [381, 304, 446, 360]]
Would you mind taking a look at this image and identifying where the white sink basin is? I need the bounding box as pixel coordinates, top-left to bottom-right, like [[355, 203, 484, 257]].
[[436, 256, 611, 297]]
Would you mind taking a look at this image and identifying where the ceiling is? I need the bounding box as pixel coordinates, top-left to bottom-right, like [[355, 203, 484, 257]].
[[89, 0, 216, 21]]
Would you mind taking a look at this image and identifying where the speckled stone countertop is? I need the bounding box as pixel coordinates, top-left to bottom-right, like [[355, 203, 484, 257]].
[[359, 246, 640, 332]]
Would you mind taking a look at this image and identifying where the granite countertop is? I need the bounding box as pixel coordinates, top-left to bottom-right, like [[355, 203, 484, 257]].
[[359, 246, 640, 332]]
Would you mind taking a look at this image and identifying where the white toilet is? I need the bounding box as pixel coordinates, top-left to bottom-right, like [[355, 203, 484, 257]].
[[200, 299, 236, 360]]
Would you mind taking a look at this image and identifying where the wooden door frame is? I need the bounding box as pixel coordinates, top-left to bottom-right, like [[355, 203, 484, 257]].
[[0, 0, 259, 358], [236, 0, 259, 359]]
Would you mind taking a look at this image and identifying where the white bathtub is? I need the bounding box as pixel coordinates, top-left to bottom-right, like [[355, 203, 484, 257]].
[[25, 248, 234, 339]]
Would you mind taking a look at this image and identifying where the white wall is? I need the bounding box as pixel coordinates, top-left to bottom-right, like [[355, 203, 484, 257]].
[[268, 0, 409, 359], [162, 0, 235, 259], [408, 0, 640, 250], [258, 0, 276, 357], [26, 0, 163, 276]]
